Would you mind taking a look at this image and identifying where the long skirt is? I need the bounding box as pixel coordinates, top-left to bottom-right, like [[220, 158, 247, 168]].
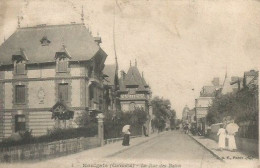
[[218, 135, 226, 148], [228, 135, 237, 150], [122, 134, 130, 146]]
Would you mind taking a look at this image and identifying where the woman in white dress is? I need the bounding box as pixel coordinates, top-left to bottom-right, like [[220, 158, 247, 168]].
[[227, 120, 238, 151], [217, 125, 226, 150]]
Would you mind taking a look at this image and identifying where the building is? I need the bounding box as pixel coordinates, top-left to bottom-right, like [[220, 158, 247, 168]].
[[0, 23, 107, 140], [187, 108, 196, 124], [103, 60, 153, 134], [243, 70, 258, 88], [102, 64, 118, 114], [118, 61, 151, 112], [118, 61, 153, 134], [195, 78, 221, 134], [182, 105, 189, 123]]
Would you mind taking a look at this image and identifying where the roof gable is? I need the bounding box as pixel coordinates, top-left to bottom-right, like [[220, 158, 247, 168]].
[[103, 64, 116, 86], [120, 65, 149, 92]]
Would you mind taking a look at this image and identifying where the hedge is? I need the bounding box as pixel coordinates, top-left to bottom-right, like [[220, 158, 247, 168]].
[[0, 124, 97, 148]]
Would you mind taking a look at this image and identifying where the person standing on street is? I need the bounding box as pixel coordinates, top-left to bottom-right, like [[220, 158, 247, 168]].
[[226, 120, 238, 151], [122, 125, 131, 146], [217, 124, 226, 150]]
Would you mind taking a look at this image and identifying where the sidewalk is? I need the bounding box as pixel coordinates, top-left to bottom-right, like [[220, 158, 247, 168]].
[[0, 132, 163, 168], [188, 134, 258, 165]]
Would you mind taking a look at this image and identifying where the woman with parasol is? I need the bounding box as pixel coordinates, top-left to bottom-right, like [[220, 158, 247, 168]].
[[217, 124, 226, 150], [122, 125, 131, 146], [226, 120, 239, 151]]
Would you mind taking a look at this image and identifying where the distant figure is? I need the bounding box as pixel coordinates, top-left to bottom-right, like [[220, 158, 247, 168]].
[[184, 124, 189, 134], [122, 125, 131, 146], [143, 125, 148, 137], [217, 125, 226, 150]]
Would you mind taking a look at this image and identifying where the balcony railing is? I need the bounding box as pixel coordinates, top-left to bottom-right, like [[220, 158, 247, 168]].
[[89, 100, 102, 112]]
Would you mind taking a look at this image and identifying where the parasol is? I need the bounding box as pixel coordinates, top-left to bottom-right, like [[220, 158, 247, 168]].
[[226, 123, 239, 135], [122, 125, 130, 133]]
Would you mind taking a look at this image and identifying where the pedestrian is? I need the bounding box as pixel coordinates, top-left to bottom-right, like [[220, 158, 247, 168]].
[[143, 125, 148, 137], [217, 124, 226, 150], [226, 120, 239, 151], [122, 125, 131, 146]]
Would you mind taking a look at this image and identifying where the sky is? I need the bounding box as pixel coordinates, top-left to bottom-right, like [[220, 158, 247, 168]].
[[0, 0, 259, 118]]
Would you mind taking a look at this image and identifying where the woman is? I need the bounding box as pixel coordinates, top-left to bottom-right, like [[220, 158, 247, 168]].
[[217, 125, 226, 150], [122, 126, 131, 146], [227, 120, 238, 151]]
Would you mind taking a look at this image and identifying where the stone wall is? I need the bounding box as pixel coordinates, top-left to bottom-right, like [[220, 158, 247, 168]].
[[0, 136, 99, 163], [209, 124, 258, 157]]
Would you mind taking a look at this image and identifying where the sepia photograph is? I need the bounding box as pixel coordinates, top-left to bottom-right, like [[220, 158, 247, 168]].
[[0, 0, 259, 168]]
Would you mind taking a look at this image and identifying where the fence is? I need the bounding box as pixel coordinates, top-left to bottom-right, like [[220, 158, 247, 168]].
[[104, 135, 142, 145], [208, 123, 258, 157], [0, 136, 99, 163]]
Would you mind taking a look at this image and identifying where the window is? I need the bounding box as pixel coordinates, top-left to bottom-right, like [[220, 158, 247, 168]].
[[58, 83, 68, 101], [15, 85, 26, 104], [128, 88, 136, 95], [89, 84, 94, 100], [15, 115, 26, 132], [15, 61, 26, 75], [129, 102, 136, 111], [40, 36, 51, 46], [57, 59, 68, 72]]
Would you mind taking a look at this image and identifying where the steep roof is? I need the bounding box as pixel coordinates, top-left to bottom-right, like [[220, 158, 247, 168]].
[[103, 64, 116, 86], [221, 75, 233, 94], [244, 70, 258, 76], [124, 66, 146, 87], [0, 24, 106, 65], [200, 86, 219, 97], [119, 65, 149, 92]]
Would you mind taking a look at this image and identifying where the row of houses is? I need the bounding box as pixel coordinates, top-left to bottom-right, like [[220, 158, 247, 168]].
[[0, 23, 153, 141], [182, 69, 259, 134]]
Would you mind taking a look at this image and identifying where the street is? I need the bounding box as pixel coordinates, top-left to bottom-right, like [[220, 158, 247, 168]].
[[110, 131, 221, 162]]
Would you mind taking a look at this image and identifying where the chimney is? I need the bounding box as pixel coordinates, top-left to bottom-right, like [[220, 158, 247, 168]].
[[94, 37, 102, 46], [212, 77, 220, 86]]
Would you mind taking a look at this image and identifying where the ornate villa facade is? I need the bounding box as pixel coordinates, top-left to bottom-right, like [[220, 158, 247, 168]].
[[0, 23, 107, 140]]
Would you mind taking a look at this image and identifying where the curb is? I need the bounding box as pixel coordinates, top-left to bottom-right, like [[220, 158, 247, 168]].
[[106, 132, 166, 158], [188, 134, 225, 162]]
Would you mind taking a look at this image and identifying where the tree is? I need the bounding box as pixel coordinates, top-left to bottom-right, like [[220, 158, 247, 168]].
[[103, 108, 148, 139], [151, 97, 176, 131], [206, 85, 258, 139]]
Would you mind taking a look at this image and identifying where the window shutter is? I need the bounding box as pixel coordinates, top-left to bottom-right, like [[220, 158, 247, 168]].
[[58, 84, 69, 101], [16, 85, 25, 103]]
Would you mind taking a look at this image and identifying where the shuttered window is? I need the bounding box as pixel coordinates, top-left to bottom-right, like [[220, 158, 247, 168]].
[[15, 85, 26, 104], [16, 62, 26, 75], [57, 59, 68, 72], [89, 84, 94, 100], [15, 115, 26, 132], [58, 83, 68, 101]]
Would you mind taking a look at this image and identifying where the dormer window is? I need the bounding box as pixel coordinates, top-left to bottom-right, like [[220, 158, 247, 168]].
[[15, 60, 26, 75], [12, 48, 28, 75], [40, 36, 51, 46], [55, 45, 71, 73], [57, 58, 68, 73]]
